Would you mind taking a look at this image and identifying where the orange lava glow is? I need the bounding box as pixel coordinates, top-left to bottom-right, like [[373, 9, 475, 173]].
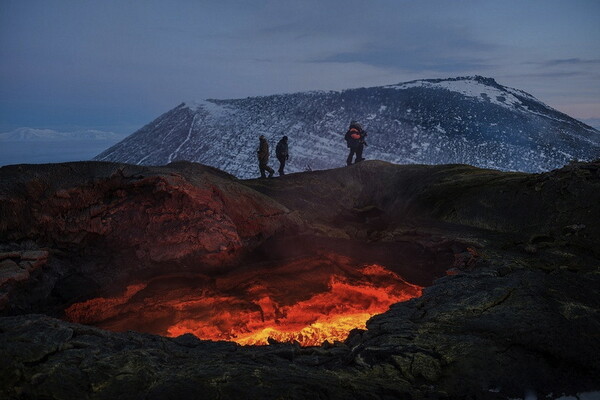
[[65, 261, 422, 347]]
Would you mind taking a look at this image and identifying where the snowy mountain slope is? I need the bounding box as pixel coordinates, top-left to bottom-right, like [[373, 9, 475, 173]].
[[95, 76, 600, 178]]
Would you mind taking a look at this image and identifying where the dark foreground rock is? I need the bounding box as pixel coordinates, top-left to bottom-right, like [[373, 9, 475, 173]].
[[1, 265, 598, 399], [1, 160, 599, 399]]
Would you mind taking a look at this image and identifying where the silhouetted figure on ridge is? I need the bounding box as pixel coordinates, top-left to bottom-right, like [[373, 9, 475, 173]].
[[344, 121, 367, 165], [275, 136, 289, 176], [257, 135, 274, 178]]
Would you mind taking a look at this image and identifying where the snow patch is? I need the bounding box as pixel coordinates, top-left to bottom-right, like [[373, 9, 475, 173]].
[[168, 114, 198, 163], [431, 79, 524, 109], [184, 100, 231, 118], [386, 77, 546, 112]]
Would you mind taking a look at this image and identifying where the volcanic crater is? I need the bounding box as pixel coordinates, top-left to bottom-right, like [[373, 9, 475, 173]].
[[62, 236, 452, 347], [1, 160, 599, 399]]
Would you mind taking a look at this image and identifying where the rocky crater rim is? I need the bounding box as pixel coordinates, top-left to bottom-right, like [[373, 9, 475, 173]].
[[0, 160, 487, 347], [1, 159, 598, 398], [3, 233, 470, 347]]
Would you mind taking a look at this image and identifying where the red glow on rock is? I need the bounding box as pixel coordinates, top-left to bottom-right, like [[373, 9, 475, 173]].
[[65, 259, 422, 347]]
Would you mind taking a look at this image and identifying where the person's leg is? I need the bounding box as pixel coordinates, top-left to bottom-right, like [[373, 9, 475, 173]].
[[259, 162, 267, 178], [266, 164, 274, 177], [278, 157, 285, 175], [356, 144, 364, 162], [347, 148, 355, 165]]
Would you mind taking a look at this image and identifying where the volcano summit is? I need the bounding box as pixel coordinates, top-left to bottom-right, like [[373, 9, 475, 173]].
[[96, 76, 600, 178]]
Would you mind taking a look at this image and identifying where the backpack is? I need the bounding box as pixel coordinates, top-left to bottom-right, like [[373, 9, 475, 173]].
[[276, 138, 288, 158]]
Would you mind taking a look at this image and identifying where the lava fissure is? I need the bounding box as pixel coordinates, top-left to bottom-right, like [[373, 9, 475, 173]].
[[65, 256, 423, 347]]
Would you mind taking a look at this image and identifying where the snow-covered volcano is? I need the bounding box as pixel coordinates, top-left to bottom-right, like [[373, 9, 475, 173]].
[[95, 76, 600, 178]]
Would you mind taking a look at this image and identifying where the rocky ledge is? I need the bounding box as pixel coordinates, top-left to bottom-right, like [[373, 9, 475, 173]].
[[1, 160, 599, 399]]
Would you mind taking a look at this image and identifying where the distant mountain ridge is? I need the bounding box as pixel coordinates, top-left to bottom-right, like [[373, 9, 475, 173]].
[[95, 76, 600, 178], [582, 118, 600, 130], [1, 127, 123, 141], [0, 128, 127, 167]]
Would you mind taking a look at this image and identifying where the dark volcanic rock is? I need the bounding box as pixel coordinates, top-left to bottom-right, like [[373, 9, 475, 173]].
[[244, 160, 600, 248], [0, 162, 297, 262], [0, 160, 599, 399], [361, 268, 600, 396], [1, 266, 598, 399], [0, 161, 299, 314]]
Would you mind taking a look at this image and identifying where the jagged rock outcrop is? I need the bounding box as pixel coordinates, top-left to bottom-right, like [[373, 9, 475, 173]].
[[0, 162, 298, 260], [1, 160, 599, 399], [0, 161, 300, 314]]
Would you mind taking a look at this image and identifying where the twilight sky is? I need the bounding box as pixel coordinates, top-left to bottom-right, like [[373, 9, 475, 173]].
[[1, 0, 599, 134]]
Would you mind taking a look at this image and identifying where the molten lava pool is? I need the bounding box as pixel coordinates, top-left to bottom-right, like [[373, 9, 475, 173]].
[[65, 254, 423, 346]]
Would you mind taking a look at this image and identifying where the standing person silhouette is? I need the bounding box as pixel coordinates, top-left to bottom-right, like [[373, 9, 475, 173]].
[[275, 136, 289, 176], [344, 121, 367, 165], [257, 135, 274, 178]]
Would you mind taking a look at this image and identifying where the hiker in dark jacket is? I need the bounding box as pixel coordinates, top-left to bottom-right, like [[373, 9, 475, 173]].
[[344, 121, 367, 165], [275, 136, 289, 176], [257, 135, 274, 178]]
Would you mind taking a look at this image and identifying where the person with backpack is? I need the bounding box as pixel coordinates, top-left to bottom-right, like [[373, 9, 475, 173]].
[[257, 135, 274, 178], [275, 136, 289, 176], [344, 121, 367, 165]]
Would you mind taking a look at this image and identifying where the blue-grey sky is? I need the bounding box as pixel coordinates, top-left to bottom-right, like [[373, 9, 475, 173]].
[[1, 0, 599, 133]]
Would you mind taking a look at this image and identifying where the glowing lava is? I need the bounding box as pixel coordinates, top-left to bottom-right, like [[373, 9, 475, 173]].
[[65, 260, 422, 347]]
